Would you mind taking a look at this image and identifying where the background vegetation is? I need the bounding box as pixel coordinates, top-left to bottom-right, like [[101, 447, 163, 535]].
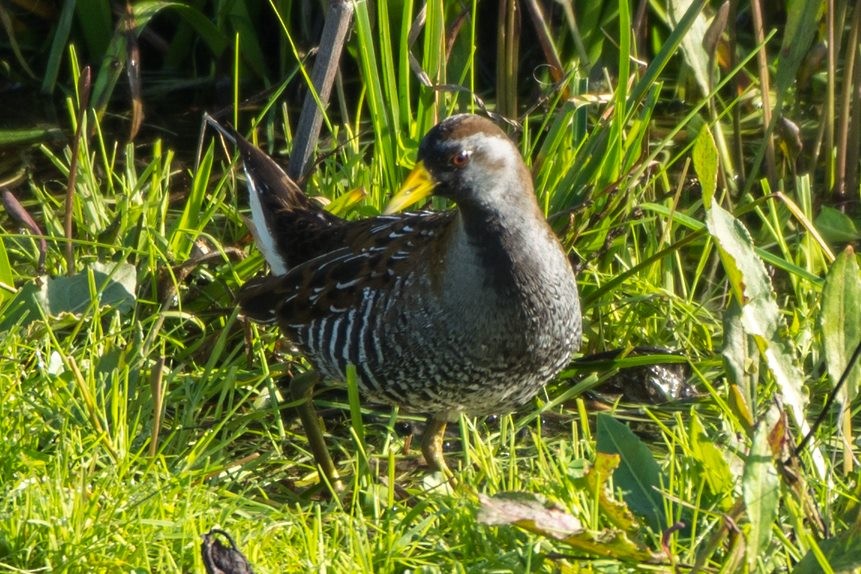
[[1, 0, 859, 572]]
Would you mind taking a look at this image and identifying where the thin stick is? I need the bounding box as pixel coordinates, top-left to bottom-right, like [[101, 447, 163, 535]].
[[287, 0, 354, 181]]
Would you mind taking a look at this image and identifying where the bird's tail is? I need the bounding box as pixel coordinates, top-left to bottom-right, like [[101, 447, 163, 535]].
[[204, 114, 338, 276]]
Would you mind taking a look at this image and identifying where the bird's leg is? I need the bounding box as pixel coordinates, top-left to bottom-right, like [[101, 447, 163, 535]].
[[290, 371, 343, 491], [421, 416, 452, 478]]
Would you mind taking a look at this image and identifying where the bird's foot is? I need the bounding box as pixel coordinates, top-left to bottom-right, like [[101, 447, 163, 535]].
[[420, 417, 456, 487]]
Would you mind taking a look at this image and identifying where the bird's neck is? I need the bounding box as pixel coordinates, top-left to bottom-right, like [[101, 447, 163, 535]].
[[455, 194, 567, 293]]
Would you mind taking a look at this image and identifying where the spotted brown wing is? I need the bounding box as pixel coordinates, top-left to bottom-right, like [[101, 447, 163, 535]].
[[237, 211, 454, 329]]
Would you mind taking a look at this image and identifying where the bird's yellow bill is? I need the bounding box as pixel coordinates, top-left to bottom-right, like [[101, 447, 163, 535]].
[[384, 161, 436, 214]]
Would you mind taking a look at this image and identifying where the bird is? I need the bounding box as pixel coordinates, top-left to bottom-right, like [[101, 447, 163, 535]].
[[211, 113, 581, 483]]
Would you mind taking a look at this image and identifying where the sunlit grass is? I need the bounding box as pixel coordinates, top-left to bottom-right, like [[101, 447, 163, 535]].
[[1, 1, 859, 572]]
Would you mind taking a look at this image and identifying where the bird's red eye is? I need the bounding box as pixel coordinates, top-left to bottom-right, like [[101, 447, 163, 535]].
[[450, 150, 471, 167]]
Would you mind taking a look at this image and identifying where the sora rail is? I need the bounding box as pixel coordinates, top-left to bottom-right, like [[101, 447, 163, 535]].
[[222, 114, 581, 482]]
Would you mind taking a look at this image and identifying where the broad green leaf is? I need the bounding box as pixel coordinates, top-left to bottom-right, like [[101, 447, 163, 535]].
[[722, 303, 753, 394], [722, 302, 757, 435], [728, 383, 756, 437], [0, 262, 136, 330], [743, 419, 779, 570], [705, 202, 821, 475], [596, 413, 665, 531], [820, 246, 861, 405], [815, 206, 861, 243], [693, 126, 718, 207], [41, 262, 136, 316], [708, 184, 764, 291]]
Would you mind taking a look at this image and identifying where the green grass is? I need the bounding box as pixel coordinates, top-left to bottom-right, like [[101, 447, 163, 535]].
[[2, 1, 861, 572]]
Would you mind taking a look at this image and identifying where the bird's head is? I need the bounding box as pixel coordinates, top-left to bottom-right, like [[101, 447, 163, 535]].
[[385, 114, 530, 214]]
